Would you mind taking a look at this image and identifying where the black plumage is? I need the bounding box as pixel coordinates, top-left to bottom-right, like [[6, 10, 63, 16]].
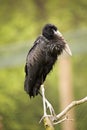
[[24, 24, 71, 97]]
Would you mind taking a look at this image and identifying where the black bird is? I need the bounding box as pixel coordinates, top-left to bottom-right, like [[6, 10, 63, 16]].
[[24, 24, 72, 97]]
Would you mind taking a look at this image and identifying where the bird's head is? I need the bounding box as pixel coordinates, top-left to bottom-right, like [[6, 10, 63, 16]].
[[42, 24, 72, 56], [42, 24, 58, 40]]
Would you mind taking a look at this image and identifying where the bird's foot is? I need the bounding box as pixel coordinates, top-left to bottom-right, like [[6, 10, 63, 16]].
[[40, 84, 57, 123], [39, 114, 53, 123], [45, 98, 57, 121], [39, 97, 57, 123]]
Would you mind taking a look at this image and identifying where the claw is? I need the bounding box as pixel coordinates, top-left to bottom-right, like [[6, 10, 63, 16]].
[[45, 98, 56, 117]]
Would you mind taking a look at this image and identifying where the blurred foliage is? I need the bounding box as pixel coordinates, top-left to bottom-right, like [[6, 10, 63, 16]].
[[0, 0, 87, 130], [73, 55, 87, 130], [0, 0, 87, 44]]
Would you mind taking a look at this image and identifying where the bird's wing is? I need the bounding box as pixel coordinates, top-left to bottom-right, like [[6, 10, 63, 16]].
[[24, 36, 48, 96]]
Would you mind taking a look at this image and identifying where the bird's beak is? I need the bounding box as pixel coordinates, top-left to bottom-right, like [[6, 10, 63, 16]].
[[54, 30, 63, 37], [54, 30, 72, 56], [64, 43, 72, 56]]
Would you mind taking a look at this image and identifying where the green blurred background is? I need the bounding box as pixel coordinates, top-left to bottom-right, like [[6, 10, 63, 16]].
[[0, 0, 87, 130]]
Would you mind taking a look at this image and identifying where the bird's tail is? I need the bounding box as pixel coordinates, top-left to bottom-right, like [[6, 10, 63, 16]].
[[24, 76, 40, 98]]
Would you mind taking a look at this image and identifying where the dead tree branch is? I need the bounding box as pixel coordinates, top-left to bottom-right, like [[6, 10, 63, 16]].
[[42, 96, 87, 129], [56, 96, 87, 121]]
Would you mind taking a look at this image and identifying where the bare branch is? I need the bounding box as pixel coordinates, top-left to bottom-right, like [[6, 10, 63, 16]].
[[56, 96, 87, 120], [41, 95, 87, 129], [40, 87, 87, 130]]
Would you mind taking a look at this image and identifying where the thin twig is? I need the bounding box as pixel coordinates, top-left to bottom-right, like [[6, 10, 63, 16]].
[[53, 115, 73, 125]]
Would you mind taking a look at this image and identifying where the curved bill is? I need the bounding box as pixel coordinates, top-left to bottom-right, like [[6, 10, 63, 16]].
[[64, 43, 72, 56], [54, 29, 72, 56]]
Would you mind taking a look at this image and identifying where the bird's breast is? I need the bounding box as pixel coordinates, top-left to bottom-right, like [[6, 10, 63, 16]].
[[46, 40, 65, 57]]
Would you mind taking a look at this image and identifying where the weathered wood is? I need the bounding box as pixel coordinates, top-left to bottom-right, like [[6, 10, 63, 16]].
[[43, 117, 54, 130]]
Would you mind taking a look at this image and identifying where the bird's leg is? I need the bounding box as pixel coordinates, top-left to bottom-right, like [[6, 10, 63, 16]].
[[41, 84, 47, 116], [39, 85, 48, 123], [40, 84, 57, 122]]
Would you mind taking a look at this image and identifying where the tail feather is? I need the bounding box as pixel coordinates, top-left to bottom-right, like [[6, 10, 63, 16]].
[[24, 76, 40, 97], [24, 76, 30, 94]]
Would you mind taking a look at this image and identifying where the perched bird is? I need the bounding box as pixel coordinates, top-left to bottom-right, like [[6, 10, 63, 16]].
[[24, 24, 72, 97]]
